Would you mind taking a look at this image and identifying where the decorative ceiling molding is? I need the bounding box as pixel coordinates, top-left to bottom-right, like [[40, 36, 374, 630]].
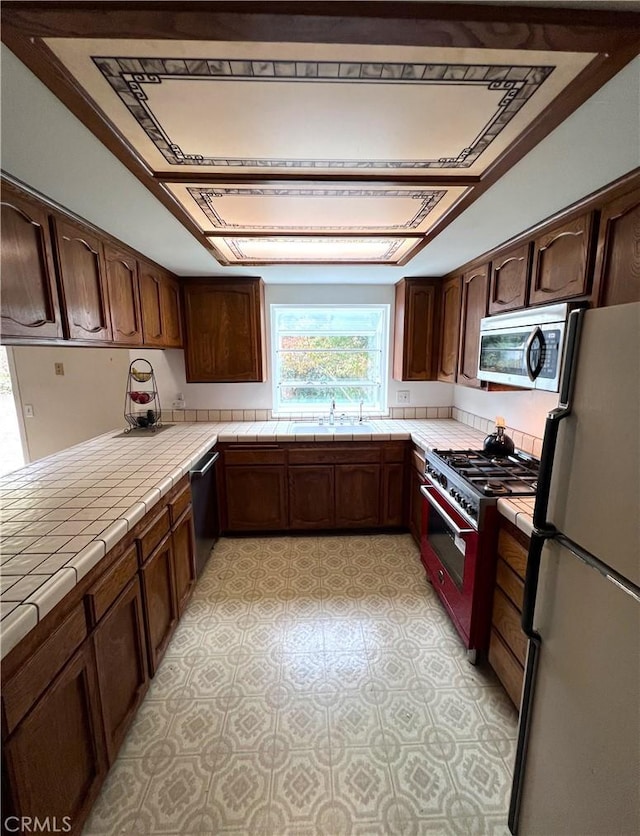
[[1, 2, 638, 266]]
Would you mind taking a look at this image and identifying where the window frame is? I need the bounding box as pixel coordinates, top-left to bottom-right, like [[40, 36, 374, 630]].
[[270, 303, 390, 416]]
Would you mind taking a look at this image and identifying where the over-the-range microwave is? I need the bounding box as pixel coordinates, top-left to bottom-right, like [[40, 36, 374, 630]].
[[477, 302, 584, 391]]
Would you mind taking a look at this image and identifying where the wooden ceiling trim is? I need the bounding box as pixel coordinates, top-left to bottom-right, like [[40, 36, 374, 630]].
[[202, 230, 426, 239], [154, 173, 482, 186], [3, 3, 640, 54]]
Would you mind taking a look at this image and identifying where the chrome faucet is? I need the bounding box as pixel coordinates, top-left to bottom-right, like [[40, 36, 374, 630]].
[[329, 398, 336, 426], [359, 400, 364, 423]]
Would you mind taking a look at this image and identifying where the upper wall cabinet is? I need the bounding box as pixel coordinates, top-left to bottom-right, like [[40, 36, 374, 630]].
[[183, 278, 265, 382], [138, 262, 182, 349], [0, 188, 64, 341], [458, 263, 489, 389], [488, 243, 532, 314], [103, 245, 142, 345], [52, 218, 112, 342], [393, 278, 440, 381], [592, 186, 640, 308], [437, 276, 462, 383], [529, 212, 596, 305]]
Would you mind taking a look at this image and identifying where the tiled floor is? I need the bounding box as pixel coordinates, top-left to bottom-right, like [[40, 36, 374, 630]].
[[83, 534, 518, 836]]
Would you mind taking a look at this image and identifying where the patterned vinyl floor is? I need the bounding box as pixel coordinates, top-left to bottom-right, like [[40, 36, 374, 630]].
[[83, 534, 518, 835]]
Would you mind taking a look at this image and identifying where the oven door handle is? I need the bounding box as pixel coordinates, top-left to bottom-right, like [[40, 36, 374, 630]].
[[420, 485, 475, 537]]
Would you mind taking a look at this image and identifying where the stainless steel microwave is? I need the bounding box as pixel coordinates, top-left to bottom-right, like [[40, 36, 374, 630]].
[[477, 303, 580, 391]]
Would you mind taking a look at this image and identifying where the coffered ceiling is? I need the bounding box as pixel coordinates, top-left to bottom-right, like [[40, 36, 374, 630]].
[[2, 3, 639, 267]]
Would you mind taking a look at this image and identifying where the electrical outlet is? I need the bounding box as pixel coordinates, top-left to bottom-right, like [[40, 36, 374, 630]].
[[24, 404, 34, 418], [54, 362, 64, 376], [396, 390, 410, 404]]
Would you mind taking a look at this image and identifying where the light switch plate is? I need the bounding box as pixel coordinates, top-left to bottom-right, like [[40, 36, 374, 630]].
[[396, 390, 410, 404], [54, 363, 64, 376], [24, 404, 34, 418]]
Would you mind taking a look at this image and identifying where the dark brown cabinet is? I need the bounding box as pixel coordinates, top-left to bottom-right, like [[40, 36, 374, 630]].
[[53, 217, 112, 342], [0, 187, 64, 341], [592, 186, 640, 307], [381, 462, 405, 528], [139, 534, 178, 675], [529, 212, 596, 305], [488, 243, 531, 314], [225, 465, 288, 530], [437, 275, 461, 382], [172, 507, 196, 615], [458, 263, 489, 388], [335, 464, 381, 528], [393, 278, 440, 381], [138, 261, 182, 348], [4, 642, 107, 834], [93, 577, 148, 764], [183, 278, 266, 382], [409, 465, 426, 547], [289, 465, 335, 529], [104, 245, 143, 345], [488, 520, 530, 708]]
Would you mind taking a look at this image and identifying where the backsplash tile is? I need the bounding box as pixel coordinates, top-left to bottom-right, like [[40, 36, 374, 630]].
[[451, 407, 543, 455], [166, 406, 453, 423]]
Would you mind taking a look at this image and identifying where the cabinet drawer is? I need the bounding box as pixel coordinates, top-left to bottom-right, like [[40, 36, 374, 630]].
[[170, 483, 191, 525], [288, 446, 380, 465], [496, 558, 524, 611], [492, 587, 527, 666], [382, 442, 406, 463], [87, 544, 138, 624], [488, 628, 524, 709], [2, 603, 87, 735], [137, 505, 170, 563], [224, 447, 286, 465], [497, 527, 528, 580]]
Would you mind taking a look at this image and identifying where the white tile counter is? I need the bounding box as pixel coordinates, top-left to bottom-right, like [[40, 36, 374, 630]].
[[0, 418, 532, 656]]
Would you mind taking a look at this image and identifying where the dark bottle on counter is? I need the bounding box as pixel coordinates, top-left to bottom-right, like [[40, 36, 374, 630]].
[[483, 416, 515, 457]]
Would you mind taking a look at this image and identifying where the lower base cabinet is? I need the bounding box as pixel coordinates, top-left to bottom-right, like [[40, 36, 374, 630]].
[[409, 467, 425, 546], [335, 463, 380, 527], [93, 577, 148, 764], [289, 465, 334, 528], [4, 642, 107, 833], [140, 534, 178, 675], [1, 478, 198, 835], [225, 465, 288, 530]]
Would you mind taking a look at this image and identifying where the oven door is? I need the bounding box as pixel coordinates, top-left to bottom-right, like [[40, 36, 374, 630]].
[[420, 482, 479, 647]]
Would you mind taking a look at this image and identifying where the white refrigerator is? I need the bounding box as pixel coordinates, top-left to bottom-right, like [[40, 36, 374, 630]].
[[508, 302, 640, 835]]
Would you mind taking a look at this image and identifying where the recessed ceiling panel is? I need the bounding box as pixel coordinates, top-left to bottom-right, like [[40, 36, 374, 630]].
[[165, 182, 469, 234], [44, 39, 595, 177], [210, 236, 420, 264]]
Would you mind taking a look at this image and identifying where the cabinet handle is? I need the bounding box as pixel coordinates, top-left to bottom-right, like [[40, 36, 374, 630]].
[[438, 569, 445, 585]]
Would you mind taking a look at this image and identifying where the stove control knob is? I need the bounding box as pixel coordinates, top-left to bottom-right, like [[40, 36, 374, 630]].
[[468, 506, 477, 518]]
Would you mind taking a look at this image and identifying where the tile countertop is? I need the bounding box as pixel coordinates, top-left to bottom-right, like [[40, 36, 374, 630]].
[[0, 419, 533, 657]]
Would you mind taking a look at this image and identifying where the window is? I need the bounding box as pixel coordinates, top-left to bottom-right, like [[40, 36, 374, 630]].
[[271, 305, 389, 414]]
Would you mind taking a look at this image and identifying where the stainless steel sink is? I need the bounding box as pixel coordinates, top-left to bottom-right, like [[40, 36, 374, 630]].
[[290, 422, 374, 433]]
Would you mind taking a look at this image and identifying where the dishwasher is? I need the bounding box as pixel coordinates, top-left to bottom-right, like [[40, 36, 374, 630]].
[[189, 448, 220, 576]]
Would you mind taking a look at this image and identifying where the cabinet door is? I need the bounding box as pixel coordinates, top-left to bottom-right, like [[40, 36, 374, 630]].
[[381, 462, 405, 527], [53, 217, 112, 342], [592, 187, 640, 307], [393, 279, 439, 380], [529, 212, 595, 304], [437, 276, 461, 382], [0, 189, 64, 340], [104, 245, 142, 345], [172, 506, 196, 615], [138, 261, 165, 346], [161, 276, 183, 347], [4, 642, 107, 834], [335, 464, 380, 528], [458, 264, 489, 388], [224, 465, 287, 531], [488, 243, 531, 314], [93, 577, 148, 764], [184, 280, 265, 382], [140, 534, 178, 674], [409, 468, 425, 546], [288, 465, 335, 529]]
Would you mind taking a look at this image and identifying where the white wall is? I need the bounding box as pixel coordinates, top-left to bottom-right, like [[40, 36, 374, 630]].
[[10, 346, 130, 461], [133, 284, 454, 412], [453, 384, 558, 439]]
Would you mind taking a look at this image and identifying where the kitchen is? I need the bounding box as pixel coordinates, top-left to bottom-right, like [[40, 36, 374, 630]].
[[3, 1, 638, 832]]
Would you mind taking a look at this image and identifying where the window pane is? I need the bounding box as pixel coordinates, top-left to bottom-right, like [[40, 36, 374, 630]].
[[279, 350, 379, 382], [279, 384, 379, 407]]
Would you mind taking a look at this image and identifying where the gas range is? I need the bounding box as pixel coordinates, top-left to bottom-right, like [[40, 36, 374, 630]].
[[425, 448, 539, 531]]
